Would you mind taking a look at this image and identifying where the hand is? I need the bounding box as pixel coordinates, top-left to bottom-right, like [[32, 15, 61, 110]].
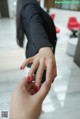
[[10, 77, 51, 119], [20, 47, 57, 87]]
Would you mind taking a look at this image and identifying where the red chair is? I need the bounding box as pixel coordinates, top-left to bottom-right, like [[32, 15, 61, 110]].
[[56, 27, 60, 33], [50, 14, 55, 20], [67, 17, 79, 30], [77, 23, 80, 30], [67, 17, 80, 38]]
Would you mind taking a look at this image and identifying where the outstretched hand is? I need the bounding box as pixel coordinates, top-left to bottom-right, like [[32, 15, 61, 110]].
[[20, 47, 57, 87], [10, 77, 51, 119]]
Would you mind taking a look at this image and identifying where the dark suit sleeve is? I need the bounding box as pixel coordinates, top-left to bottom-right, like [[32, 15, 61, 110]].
[[21, 3, 53, 53]]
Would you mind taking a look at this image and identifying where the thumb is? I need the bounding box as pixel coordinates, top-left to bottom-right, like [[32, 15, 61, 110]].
[[36, 80, 51, 102]]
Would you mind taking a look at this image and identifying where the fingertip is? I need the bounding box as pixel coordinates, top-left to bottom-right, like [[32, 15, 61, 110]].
[[20, 66, 24, 70], [33, 85, 39, 93], [26, 76, 31, 82]]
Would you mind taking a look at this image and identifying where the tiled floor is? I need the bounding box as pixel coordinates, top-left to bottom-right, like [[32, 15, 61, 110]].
[[0, 18, 80, 119]]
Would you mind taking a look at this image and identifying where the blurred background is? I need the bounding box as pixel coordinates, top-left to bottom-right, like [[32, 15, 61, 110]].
[[0, 0, 80, 119]]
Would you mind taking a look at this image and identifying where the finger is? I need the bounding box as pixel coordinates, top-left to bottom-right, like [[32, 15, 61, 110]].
[[46, 62, 56, 83], [20, 57, 34, 69], [27, 74, 36, 82], [20, 75, 35, 93], [35, 80, 51, 102], [28, 60, 39, 79], [35, 62, 45, 87], [52, 67, 57, 82], [51, 67, 57, 82]]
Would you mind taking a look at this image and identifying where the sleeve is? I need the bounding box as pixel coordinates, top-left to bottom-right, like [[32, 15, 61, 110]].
[[21, 3, 53, 53]]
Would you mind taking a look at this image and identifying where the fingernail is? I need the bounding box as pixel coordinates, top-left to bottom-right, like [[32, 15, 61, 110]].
[[26, 76, 31, 82], [20, 66, 23, 70], [33, 85, 38, 92]]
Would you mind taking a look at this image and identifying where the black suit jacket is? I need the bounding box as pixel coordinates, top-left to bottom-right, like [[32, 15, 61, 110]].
[[21, 0, 57, 67]]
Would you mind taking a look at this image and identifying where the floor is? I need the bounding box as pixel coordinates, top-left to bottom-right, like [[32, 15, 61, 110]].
[[0, 18, 80, 119]]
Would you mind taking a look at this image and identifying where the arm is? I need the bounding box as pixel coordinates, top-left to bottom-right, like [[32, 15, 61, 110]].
[[21, 3, 53, 53]]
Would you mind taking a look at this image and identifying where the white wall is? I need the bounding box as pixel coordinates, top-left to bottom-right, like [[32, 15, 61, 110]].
[[50, 8, 80, 27]]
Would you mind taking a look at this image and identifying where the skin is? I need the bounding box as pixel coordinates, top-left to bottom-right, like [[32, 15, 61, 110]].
[[10, 77, 51, 119], [20, 47, 57, 88]]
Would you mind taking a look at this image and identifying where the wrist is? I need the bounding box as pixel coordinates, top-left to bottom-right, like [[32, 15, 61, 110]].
[[39, 47, 53, 53]]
